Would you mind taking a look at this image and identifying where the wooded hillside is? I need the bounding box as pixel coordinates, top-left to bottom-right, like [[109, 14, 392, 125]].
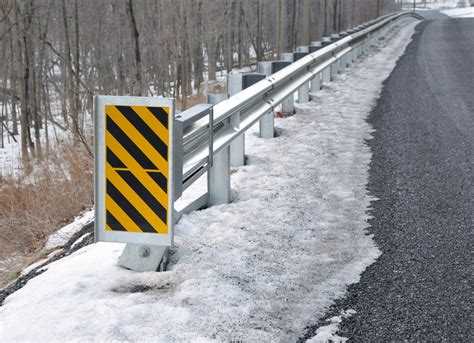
[[0, 0, 401, 170]]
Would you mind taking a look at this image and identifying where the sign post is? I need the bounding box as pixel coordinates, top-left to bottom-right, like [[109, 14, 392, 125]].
[[94, 96, 174, 271]]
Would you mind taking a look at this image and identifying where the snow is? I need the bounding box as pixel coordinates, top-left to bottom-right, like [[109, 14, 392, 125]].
[[43, 209, 94, 250], [0, 129, 21, 177], [441, 7, 474, 17], [19, 257, 49, 277], [403, 0, 460, 10], [0, 118, 72, 179], [0, 20, 419, 341], [306, 310, 356, 343]]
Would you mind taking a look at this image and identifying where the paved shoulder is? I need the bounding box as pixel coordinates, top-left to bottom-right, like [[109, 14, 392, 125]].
[[304, 18, 473, 342]]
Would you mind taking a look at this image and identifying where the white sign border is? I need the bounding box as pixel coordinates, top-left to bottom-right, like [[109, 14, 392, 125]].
[[94, 95, 175, 246]]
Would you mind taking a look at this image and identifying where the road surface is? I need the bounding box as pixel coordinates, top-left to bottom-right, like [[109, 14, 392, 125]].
[[304, 16, 473, 342]]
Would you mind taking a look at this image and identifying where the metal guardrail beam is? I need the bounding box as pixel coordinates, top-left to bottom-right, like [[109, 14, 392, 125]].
[[175, 11, 419, 217]]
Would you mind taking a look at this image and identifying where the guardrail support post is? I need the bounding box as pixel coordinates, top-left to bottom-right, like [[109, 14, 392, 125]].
[[322, 66, 331, 85], [351, 47, 357, 63], [282, 50, 310, 104], [330, 34, 341, 75], [257, 61, 290, 138], [298, 81, 310, 103], [207, 94, 231, 205], [280, 53, 297, 114], [297, 46, 311, 102], [311, 73, 321, 92], [340, 53, 347, 71], [227, 73, 266, 166], [257, 61, 274, 138], [330, 61, 337, 80], [227, 74, 245, 167], [309, 42, 322, 93], [297, 47, 311, 102]]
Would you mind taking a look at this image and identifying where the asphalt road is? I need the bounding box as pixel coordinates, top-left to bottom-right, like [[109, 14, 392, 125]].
[[303, 17, 473, 342]]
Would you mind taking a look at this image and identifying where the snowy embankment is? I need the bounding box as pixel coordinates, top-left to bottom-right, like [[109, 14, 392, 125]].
[[441, 7, 474, 18], [0, 21, 418, 341]]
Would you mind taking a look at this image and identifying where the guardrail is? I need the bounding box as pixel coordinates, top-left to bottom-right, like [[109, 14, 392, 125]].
[[173, 11, 420, 220], [94, 11, 422, 272]]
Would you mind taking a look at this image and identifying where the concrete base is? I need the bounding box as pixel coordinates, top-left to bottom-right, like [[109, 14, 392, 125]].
[[119, 244, 168, 272]]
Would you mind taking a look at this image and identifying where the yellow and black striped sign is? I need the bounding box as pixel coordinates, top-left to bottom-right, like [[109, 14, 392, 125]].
[[104, 105, 170, 235]]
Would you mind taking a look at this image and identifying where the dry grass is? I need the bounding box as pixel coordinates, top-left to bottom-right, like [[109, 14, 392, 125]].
[[0, 142, 93, 287]]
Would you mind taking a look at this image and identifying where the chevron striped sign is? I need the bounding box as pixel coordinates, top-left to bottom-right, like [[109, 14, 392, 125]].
[[94, 96, 174, 246]]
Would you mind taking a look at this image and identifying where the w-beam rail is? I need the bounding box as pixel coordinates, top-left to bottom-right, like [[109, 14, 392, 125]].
[[115, 11, 422, 272], [173, 11, 421, 220]]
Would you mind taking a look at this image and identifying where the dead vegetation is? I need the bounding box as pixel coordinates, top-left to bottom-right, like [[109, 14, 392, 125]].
[[0, 142, 93, 287]]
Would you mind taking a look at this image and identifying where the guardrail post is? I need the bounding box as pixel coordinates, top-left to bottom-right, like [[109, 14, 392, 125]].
[[363, 35, 370, 54], [227, 73, 266, 166], [227, 74, 245, 167], [321, 36, 332, 47], [298, 81, 310, 103], [309, 42, 322, 93], [311, 72, 321, 93], [207, 93, 231, 205], [295, 48, 310, 103], [282, 51, 309, 104], [321, 38, 332, 84], [339, 32, 349, 70], [280, 53, 296, 115], [309, 41, 322, 53], [257, 60, 290, 138], [330, 61, 338, 80], [351, 46, 357, 63], [330, 34, 341, 75], [341, 53, 347, 71], [322, 65, 331, 84]]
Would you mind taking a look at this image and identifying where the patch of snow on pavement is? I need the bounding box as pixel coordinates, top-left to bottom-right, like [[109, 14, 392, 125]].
[[0, 21, 418, 342], [306, 309, 356, 343], [441, 7, 474, 18]]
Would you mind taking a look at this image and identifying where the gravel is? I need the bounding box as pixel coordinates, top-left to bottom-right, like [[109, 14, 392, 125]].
[[302, 18, 473, 342]]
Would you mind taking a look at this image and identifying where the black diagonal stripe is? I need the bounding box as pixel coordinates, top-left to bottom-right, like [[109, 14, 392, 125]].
[[115, 106, 168, 161], [106, 211, 127, 231], [106, 115, 157, 170], [106, 180, 157, 233], [106, 147, 126, 169], [147, 171, 167, 193], [117, 170, 167, 226], [147, 106, 168, 129]]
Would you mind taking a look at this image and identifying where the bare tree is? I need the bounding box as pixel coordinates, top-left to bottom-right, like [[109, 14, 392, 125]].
[[0, 0, 398, 172]]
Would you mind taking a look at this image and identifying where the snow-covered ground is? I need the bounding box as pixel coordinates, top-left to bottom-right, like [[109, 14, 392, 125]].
[[403, 0, 461, 10], [43, 209, 94, 251], [0, 20, 419, 341], [441, 7, 474, 17], [306, 310, 356, 343]]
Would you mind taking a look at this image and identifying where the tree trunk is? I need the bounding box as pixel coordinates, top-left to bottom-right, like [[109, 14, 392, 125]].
[[300, 0, 311, 45], [62, 0, 80, 143], [74, 1, 82, 134], [207, 38, 217, 81], [224, 1, 236, 72], [14, 1, 33, 171], [256, 0, 263, 61], [126, 0, 143, 96]]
